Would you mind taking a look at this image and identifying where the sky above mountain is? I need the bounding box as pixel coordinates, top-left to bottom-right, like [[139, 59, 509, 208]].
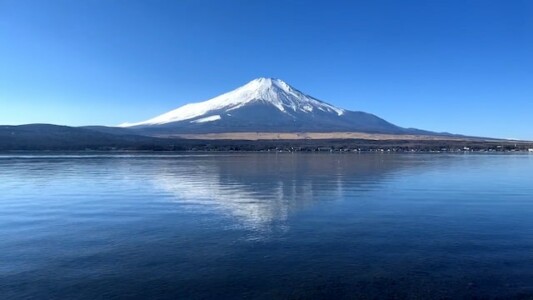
[[1, 0, 532, 139]]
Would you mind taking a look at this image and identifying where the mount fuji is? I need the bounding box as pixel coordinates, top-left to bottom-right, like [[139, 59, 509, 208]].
[[1, 78, 520, 150], [119, 78, 431, 136]]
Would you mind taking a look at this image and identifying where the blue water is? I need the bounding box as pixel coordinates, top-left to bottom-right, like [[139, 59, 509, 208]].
[[0, 153, 532, 299]]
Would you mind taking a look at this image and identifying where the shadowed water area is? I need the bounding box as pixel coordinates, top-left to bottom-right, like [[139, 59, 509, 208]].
[[0, 153, 532, 299]]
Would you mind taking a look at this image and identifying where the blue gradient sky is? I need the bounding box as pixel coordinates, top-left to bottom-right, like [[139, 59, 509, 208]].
[[1, 0, 532, 139]]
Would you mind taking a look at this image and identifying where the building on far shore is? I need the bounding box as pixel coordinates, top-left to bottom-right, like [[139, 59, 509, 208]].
[[528, 148, 533, 152]]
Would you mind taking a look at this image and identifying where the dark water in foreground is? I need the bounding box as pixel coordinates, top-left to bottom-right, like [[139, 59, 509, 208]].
[[0, 153, 532, 299]]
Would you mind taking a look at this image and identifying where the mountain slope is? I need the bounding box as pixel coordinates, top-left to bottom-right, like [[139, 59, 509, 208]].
[[120, 78, 417, 135]]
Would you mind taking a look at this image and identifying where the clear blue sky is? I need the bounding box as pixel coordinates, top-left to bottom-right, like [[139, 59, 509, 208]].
[[1, 0, 532, 139]]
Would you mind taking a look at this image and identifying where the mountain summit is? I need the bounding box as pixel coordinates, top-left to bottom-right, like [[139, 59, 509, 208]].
[[119, 78, 418, 135]]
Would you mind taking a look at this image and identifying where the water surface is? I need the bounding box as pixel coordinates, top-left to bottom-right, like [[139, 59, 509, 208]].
[[1, 153, 532, 299]]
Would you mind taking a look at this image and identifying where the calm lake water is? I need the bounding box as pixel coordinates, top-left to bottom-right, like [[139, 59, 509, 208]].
[[0, 153, 532, 299]]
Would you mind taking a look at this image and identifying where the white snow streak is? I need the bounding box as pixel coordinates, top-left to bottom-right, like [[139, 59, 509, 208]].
[[190, 115, 221, 123]]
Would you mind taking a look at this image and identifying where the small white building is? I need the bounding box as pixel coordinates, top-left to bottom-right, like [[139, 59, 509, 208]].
[[528, 148, 533, 152]]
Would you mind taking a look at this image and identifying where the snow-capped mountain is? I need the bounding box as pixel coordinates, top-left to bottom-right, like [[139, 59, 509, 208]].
[[120, 78, 344, 127], [120, 78, 419, 135]]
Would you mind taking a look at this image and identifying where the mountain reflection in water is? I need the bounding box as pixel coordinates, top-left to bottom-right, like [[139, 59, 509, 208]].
[[151, 154, 411, 232]]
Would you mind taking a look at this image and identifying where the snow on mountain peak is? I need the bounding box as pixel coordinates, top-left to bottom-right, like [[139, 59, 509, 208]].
[[119, 78, 345, 127], [244, 77, 291, 91]]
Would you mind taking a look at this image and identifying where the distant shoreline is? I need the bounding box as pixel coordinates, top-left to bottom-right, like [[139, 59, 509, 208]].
[[1, 141, 532, 154]]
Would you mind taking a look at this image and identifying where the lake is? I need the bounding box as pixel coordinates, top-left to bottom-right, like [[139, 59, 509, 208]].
[[0, 153, 532, 299]]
